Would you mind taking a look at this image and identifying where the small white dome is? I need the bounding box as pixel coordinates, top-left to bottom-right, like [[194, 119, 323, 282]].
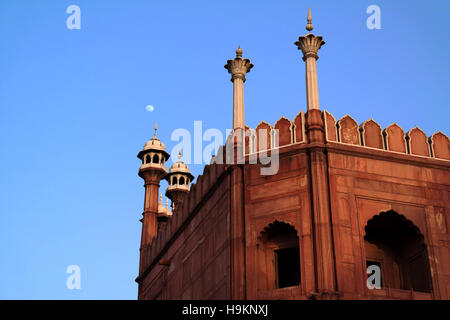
[[169, 150, 192, 175], [137, 123, 170, 162], [143, 136, 166, 153]]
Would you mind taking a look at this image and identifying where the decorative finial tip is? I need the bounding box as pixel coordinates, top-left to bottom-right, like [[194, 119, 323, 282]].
[[306, 7, 314, 31], [178, 148, 182, 160], [154, 122, 158, 137], [236, 46, 243, 58]]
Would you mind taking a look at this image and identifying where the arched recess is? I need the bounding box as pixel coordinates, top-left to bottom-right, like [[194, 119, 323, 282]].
[[363, 210, 432, 292], [257, 221, 301, 290]]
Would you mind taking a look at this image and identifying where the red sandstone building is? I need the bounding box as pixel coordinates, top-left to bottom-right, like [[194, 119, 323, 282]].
[[135, 10, 450, 300]]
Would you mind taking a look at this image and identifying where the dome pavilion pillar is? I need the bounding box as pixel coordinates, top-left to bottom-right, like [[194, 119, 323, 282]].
[[137, 123, 170, 274]]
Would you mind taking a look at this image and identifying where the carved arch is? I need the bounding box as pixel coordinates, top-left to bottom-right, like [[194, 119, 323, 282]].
[[257, 220, 301, 290], [363, 210, 432, 293]]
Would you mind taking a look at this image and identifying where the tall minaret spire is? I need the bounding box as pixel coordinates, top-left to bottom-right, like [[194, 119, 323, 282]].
[[225, 47, 254, 129], [136, 124, 170, 275], [294, 8, 337, 298], [295, 8, 325, 110]]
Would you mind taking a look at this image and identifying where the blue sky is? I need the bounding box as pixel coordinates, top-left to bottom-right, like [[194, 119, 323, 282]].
[[0, 0, 448, 299]]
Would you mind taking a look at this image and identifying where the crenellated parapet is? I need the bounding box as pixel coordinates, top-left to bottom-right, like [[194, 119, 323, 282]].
[[238, 112, 308, 155], [324, 110, 449, 160]]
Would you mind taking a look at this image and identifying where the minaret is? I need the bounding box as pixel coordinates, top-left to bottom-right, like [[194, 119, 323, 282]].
[[294, 9, 337, 298], [137, 123, 170, 253], [295, 7, 325, 111], [224, 48, 252, 299], [225, 47, 254, 130], [165, 149, 194, 211]]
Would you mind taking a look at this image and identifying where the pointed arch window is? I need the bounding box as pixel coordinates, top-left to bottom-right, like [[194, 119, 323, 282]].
[[258, 221, 301, 290], [364, 210, 432, 292]]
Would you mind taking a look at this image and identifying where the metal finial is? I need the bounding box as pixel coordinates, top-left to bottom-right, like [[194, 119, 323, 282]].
[[154, 122, 158, 137], [306, 7, 314, 31], [178, 148, 182, 160], [236, 46, 243, 58]]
